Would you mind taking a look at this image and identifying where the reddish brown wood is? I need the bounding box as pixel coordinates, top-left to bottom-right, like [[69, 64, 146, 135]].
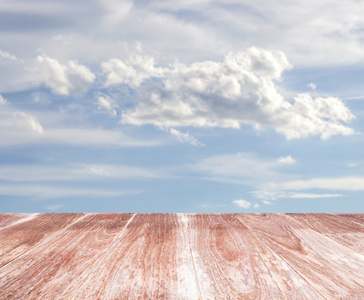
[[0, 213, 363, 299]]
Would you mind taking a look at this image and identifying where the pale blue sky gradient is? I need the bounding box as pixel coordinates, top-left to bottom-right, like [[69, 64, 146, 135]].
[[1, 0, 364, 212]]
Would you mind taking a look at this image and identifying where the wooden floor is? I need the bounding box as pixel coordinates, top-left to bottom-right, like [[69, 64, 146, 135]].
[[0, 213, 363, 299]]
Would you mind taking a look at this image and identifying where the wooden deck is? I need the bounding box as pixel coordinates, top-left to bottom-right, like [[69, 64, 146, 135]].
[[0, 213, 363, 299]]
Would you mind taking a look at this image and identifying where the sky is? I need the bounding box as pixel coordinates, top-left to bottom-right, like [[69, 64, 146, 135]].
[[1, 0, 364, 213]]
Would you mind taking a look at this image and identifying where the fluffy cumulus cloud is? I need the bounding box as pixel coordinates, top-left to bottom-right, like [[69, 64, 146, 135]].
[[278, 155, 296, 164], [102, 47, 355, 139], [233, 199, 252, 208], [102, 55, 164, 88], [37, 55, 95, 95], [277, 93, 355, 139], [307, 83, 316, 90]]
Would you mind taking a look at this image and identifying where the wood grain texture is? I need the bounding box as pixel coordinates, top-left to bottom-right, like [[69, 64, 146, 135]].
[[0, 213, 363, 299]]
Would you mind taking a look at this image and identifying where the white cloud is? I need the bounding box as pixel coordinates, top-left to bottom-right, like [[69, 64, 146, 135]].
[[253, 203, 260, 209], [0, 49, 18, 61], [233, 199, 252, 208], [13, 112, 43, 134], [116, 48, 354, 140], [97, 95, 118, 116], [0, 109, 164, 147], [192, 152, 278, 184], [210, 0, 364, 66], [102, 55, 164, 87], [46, 204, 63, 211], [0, 183, 140, 199], [267, 177, 364, 191], [192, 152, 363, 204], [37, 55, 95, 95], [0, 95, 7, 105], [169, 128, 204, 147], [1, 0, 364, 79], [87, 164, 163, 179], [89, 166, 110, 177], [278, 155, 296, 164], [277, 93, 355, 140], [0, 106, 46, 140], [44, 128, 162, 147], [252, 190, 343, 201], [289, 193, 343, 199], [0, 164, 165, 183], [0, 98, 163, 148], [145, 0, 210, 11], [308, 83, 316, 90], [99, 0, 134, 27], [262, 200, 273, 205], [342, 96, 364, 101]]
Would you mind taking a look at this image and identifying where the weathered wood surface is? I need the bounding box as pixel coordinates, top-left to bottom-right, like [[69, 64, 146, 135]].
[[0, 213, 363, 299]]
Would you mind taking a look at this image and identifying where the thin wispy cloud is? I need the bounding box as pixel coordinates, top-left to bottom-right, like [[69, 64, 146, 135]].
[[266, 177, 364, 191], [191, 152, 279, 184], [0, 50, 18, 61], [252, 191, 343, 201], [0, 183, 141, 199], [0, 106, 164, 147], [168, 128, 205, 147], [0, 164, 166, 183], [0, 95, 7, 105], [13, 112, 44, 134], [46, 204, 63, 211]]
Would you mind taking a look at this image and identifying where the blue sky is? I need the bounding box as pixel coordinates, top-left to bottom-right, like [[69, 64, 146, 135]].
[[1, 0, 364, 213]]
